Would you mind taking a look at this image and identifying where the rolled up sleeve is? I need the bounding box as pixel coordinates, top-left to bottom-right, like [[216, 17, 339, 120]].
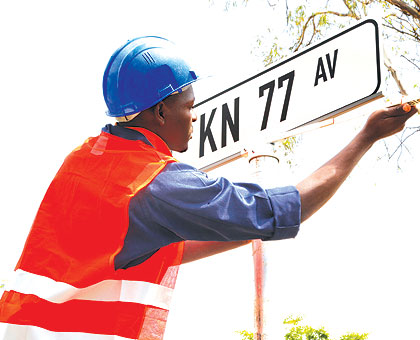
[[132, 163, 301, 242], [266, 186, 301, 240]]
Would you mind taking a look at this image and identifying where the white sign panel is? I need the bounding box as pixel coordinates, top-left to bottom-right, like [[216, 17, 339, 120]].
[[178, 19, 382, 170]]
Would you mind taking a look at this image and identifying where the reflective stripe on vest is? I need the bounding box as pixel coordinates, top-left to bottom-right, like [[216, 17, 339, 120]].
[[0, 129, 184, 340]]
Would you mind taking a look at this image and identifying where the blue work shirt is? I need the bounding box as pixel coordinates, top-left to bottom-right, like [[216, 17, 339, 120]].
[[104, 124, 301, 269]]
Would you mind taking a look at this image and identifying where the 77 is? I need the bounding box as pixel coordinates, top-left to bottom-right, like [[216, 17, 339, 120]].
[[259, 70, 295, 131]]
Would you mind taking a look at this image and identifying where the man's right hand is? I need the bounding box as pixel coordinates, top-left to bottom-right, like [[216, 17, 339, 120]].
[[360, 104, 418, 145]]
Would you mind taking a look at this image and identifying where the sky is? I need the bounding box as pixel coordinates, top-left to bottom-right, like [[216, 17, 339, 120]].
[[1, 1, 420, 339]]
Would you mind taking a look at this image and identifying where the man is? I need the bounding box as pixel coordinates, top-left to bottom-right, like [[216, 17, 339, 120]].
[[0, 36, 417, 340]]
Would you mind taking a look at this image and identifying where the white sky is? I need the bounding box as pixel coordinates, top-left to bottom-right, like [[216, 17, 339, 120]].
[[1, 1, 420, 339]]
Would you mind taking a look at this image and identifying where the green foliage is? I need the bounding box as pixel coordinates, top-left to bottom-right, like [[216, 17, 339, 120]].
[[284, 316, 368, 340], [285, 325, 329, 340], [237, 316, 369, 340], [254, 0, 420, 93], [340, 333, 369, 340], [284, 0, 420, 89], [218, 0, 420, 165], [294, 5, 307, 27], [274, 136, 300, 167], [262, 39, 285, 67], [264, 0, 420, 165], [217, 0, 420, 90], [236, 329, 254, 340], [280, 136, 298, 154], [284, 315, 304, 325]]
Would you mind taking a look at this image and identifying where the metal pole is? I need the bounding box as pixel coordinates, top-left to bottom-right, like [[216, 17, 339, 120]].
[[248, 146, 279, 340], [252, 239, 265, 340]]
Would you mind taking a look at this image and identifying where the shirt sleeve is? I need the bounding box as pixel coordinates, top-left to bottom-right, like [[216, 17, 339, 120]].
[[136, 162, 300, 241], [115, 162, 301, 269]]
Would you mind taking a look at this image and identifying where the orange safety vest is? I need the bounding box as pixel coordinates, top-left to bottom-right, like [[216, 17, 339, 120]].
[[0, 127, 184, 340]]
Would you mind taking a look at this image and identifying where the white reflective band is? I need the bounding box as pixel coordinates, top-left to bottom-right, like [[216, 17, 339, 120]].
[[1, 324, 133, 340], [90, 134, 109, 156], [10, 269, 173, 310]]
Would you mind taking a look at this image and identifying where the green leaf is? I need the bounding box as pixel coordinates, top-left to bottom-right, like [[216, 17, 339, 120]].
[[236, 330, 254, 340]]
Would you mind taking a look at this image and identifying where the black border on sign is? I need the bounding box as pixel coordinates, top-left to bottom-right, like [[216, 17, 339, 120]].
[[193, 18, 381, 108]]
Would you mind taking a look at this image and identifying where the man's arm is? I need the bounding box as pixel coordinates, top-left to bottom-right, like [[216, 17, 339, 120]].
[[181, 105, 417, 263], [297, 104, 417, 222]]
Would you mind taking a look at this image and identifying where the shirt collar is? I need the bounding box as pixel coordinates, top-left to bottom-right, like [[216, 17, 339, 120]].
[[102, 124, 172, 157]]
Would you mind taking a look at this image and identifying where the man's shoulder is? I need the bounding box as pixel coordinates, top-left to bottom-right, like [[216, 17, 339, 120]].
[[158, 162, 209, 182], [163, 161, 198, 172], [144, 161, 215, 196]]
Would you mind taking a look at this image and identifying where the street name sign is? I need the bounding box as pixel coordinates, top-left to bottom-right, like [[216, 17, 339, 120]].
[[177, 19, 382, 171]]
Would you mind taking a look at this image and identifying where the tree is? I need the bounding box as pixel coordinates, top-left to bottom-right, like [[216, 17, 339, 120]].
[[262, 1, 420, 106], [278, 0, 420, 96], [237, 316, 369, 340], [215, 0, 420, 168]]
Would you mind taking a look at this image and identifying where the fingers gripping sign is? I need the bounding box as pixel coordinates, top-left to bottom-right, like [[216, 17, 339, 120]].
[[403, 103, 412, 112], [362, 103, 419, 144]]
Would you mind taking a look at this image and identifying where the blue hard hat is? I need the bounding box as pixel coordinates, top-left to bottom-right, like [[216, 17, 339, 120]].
[[103, 36, 199, 117]]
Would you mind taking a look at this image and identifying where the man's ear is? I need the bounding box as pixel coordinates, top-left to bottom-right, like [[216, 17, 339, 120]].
[[153, 102, 166, 126]]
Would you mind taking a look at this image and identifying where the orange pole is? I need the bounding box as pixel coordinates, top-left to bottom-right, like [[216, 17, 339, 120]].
[[249, 149, 277, 340], [252, 239, 265, 340]]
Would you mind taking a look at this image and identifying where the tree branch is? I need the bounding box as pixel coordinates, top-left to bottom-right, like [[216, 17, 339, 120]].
[[413, 0, 420, 9], [383, 21, 420, 40], [385, 62, 409, 95], [342, 0, 354, 14], [266, 0, 277, 8], [386, 0, 420, 20], [401, 54, 420, 70], [397, 15, 420, 37], [293, 10, 358, 51], [387, 127, 420, 161], [383, 48, 408, 95], [361, 0, 376, 5]]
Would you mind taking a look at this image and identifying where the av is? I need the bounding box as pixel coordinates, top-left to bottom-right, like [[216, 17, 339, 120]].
[[314, 49, 338, 86]]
